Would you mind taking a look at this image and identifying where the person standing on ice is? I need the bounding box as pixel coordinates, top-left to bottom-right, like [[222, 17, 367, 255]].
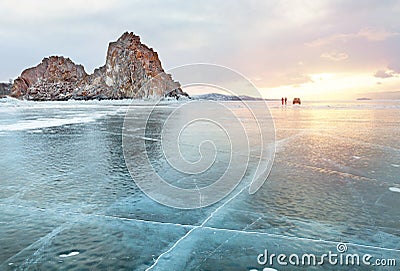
[[281, 97, 284, 105], [284, 97, 287, 105]]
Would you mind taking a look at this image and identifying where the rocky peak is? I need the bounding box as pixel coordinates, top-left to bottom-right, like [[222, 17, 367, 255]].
[[117, 32, 142, 46], [11, 32, 188, 100], [11, 56, 87, 99]]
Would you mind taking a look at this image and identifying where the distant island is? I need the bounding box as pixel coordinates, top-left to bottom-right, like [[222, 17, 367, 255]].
[[193, 93, 265, 101], [192, 93, 282, 101], [7, 32, 188, 101], [357, 97, 372, 101]]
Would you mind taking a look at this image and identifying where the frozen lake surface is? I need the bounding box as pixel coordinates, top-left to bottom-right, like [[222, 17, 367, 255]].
[[0, 98, 399, 270]]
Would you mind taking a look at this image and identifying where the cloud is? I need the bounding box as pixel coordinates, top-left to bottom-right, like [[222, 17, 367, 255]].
[[374, 69, 398, 78], [0, 0, 399, 101], [306, 28, 399, 47], [320, 51, 348, 61], [281, 71, 314, 85], [356, 28, 399, 41]]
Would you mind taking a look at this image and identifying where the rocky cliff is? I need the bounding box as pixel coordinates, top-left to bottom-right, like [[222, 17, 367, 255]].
[[10, 32, 188, 100]]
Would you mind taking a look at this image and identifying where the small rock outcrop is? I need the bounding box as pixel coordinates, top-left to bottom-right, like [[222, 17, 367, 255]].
[[10, 32, 188, 100], [0, 82, 11, 97]]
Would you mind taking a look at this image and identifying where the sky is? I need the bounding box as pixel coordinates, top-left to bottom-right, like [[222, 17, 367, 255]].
[[0, 0, 399, 100]]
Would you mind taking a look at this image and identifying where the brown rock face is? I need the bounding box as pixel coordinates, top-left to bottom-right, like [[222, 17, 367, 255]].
[[11, 56, 87, 100], [11, 32, 188, 100]]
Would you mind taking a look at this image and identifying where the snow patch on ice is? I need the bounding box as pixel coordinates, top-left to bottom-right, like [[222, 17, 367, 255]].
[[29, 129, 43, 133], [59, 251, 80, 258], [0, 115, 101, 131], [389, 187, 400, 193], [140, 136, 160, 142], [391, 164, 400, 168]]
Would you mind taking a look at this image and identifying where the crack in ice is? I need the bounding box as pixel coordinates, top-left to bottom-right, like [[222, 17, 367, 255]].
[[200, 226, 400, 253], [145, 183, 251, 270], [0, 225, 67, 268]]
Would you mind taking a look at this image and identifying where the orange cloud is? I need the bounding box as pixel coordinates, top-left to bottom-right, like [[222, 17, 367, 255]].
[[320, 51, 349, 61]]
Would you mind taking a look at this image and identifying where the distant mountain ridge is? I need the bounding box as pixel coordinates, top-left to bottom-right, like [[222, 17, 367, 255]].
[[192, 93, 266, 101]]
